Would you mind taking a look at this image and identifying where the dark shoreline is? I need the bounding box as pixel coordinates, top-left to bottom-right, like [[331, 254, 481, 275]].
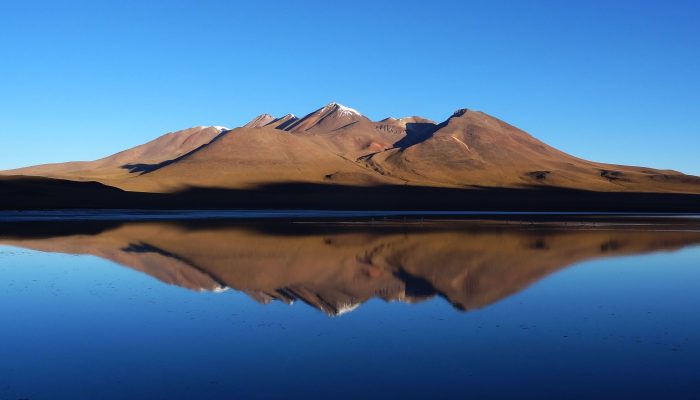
[[1, 210, 700, 228], [3, 176, 700, 213]]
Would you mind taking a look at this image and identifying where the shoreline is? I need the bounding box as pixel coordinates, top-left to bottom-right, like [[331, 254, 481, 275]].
[[2, 209, 700, 223]]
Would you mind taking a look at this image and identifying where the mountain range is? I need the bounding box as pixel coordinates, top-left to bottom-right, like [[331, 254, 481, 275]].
[[3, 102, 700, 194], [2, 102, 700, 211]]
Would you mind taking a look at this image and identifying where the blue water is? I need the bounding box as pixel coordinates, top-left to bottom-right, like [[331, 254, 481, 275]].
[[1, 222, 700, 399]]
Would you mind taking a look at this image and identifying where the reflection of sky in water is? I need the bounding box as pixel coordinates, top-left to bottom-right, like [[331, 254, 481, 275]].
[[1, 233, 700, 399]]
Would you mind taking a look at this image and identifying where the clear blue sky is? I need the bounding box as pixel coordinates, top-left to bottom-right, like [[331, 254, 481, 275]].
[[1, 0, 699, 174]]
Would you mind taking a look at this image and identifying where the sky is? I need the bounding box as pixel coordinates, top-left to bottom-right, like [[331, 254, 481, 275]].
[[1, 0, 699, 174]]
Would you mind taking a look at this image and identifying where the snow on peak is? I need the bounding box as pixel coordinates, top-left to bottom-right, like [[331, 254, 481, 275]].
[[322, 102, 362, 117], [212, 125, 229, 132]]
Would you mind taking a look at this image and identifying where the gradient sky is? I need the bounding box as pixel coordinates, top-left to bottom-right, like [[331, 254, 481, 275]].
[[1, 0, 699, 174]]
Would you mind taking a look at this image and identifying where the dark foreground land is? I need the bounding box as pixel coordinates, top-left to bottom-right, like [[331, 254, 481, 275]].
[[2, 175, 700, 212]]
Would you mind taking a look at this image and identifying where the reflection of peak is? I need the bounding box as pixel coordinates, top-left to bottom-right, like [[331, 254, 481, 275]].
[[120, 242, 227, 292], [333, 302, 361, 317], [4, 221, 700, 317], [313, 299, 362, 317]]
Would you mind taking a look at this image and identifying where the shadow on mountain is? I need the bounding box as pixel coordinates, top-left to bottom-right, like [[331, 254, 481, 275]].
[[269, 115, 297, 130], [120, 128, 230, 175], [2, 220, 700, 316], [4, 176, 700, 212], [121, 160, 173, 174], [392, 122, 441, 149]]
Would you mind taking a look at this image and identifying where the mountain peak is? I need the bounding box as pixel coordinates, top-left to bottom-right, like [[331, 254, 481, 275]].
[[451, 108, 470, 118], [284, 102, 366, 132], [266, 113, 299, 130], [321, 102, 362, 117], [244, 113, 276, 128]]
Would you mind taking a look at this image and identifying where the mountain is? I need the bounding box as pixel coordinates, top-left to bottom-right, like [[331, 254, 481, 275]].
[[273, 102, 406, 160], [244, 113, 298, 129], [363, 109, 700, 192], [285, 102, 368, 132], [123, 125, 401, 192], [2, 102, 700, 197], [243, 114, 276, 128], [267, 113, 298, 129], [2, 125, 226, 185]]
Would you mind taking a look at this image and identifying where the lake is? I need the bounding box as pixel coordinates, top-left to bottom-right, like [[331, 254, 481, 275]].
[[1, 216, 700, 399]]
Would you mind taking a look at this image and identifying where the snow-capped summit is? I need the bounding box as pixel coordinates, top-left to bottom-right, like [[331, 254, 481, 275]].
[[322, 102, 362, 117], [284, 102, 367, 132]]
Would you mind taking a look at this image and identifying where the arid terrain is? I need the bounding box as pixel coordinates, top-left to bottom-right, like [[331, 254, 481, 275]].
[[2, 103, 700, 210]]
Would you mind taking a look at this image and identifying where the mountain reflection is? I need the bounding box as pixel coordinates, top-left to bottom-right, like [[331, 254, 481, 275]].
[[2, 220, 700, 316]]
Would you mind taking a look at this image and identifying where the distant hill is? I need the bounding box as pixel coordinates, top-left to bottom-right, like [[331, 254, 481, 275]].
[[3, 126, 225, 185]]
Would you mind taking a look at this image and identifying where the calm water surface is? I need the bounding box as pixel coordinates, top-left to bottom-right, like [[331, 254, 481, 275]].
[[1, 219, 700, 399]]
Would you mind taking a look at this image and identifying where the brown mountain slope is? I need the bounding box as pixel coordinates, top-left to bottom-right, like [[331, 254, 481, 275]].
[[363, 109, 700, 192], [294, 119, 407, 161], [378, 116, 437, 133], [244, 113, 299, 129], [122, 125, 402, 192], [2, 103, 700, 195], [281, 103, 430, 160], [243, 114, 276, 128], [0, 126, 226, 184], [285, 102, 368, 132], [266, 113, 298, 129]]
